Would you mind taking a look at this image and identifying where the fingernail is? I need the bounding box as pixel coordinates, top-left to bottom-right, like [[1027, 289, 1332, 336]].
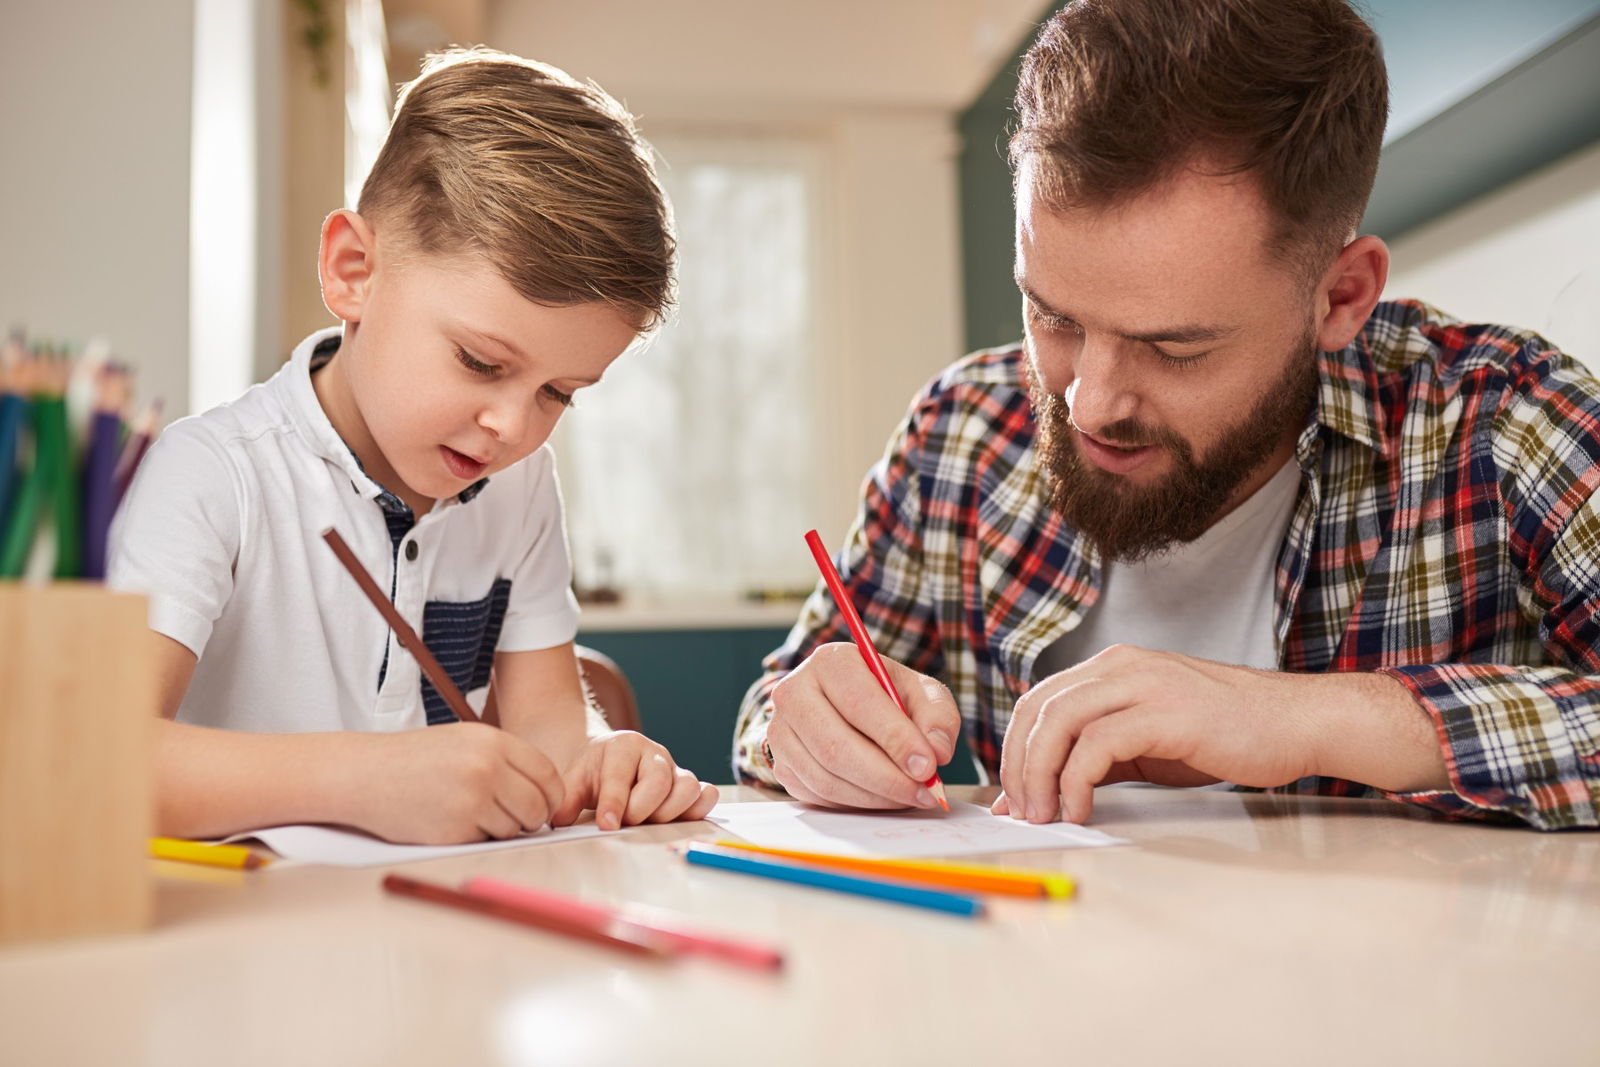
[[1025, 804, 1039, 823], [927, 729, 951, 753], [907, 754, 931, 779], [915, 788, 935, 808], [601, 811, 620, 830]]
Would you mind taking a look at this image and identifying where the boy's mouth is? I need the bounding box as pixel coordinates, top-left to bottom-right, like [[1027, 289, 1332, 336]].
[[440, 446, 488, 480]]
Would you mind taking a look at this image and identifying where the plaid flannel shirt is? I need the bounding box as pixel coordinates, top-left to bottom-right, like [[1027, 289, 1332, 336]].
[[733, 300, 1600, 830]]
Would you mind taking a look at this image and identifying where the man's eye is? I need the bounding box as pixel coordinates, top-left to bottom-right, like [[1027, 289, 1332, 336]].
[[455, 347, 499, 376], [1030, 307, 1081, 336], [1154, 347, 1210, 369]]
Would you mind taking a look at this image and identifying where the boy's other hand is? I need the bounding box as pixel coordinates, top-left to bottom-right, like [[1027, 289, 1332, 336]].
[[550, 731, 719, 830], [355, 722, 565, 845], [765, 642, 959, 810]]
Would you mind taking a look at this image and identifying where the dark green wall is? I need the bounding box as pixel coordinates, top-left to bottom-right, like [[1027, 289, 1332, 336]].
[[958, 4, 1062, 355], [580, 627, 983, 786], [579, 627, 788, 784]]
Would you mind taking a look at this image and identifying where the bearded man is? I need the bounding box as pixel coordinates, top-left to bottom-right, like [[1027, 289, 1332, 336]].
[[732, 0, 1600, 830]]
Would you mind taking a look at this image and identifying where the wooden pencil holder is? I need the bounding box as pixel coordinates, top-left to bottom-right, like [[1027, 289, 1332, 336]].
[[0, 584, 156, 945]]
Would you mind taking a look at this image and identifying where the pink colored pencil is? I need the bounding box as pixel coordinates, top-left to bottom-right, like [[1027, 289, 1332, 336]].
[[463, 875, 784, 972]]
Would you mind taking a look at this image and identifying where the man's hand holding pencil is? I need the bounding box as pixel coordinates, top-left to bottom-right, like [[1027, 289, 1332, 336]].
[[766, 642, 959, 810], [764, 530, 958, 812]]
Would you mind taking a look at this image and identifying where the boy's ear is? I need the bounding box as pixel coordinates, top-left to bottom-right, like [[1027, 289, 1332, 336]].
[[1314, 234, 1389, 352], [318, 209, 380, 323]]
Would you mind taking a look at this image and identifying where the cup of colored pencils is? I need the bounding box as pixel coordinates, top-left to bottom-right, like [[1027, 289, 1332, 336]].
[[0, 328, 164, 583]]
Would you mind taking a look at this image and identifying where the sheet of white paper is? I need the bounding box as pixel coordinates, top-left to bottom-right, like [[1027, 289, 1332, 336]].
[[706, 800, 1128, 858], [225, 822, 615, 868]]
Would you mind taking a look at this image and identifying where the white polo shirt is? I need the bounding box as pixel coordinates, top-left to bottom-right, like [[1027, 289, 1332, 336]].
[[108, 327, 581, 733]]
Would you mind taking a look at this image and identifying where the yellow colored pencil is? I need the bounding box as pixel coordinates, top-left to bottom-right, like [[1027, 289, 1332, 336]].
[[711, 840, 1074, 899], [149, 837, 269, 870]]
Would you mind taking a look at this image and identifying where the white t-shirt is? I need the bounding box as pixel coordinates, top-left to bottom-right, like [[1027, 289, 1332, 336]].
[[108, 327, 581, 733], [1033, 458, 1302, 681]]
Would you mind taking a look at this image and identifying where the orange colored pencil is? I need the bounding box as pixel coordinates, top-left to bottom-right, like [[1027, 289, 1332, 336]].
[[710, 840, 1074, 898], [804, 529, 948, 810]]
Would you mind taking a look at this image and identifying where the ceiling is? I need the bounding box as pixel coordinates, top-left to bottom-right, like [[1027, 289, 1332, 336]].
[[386, 0, 1052, 121]]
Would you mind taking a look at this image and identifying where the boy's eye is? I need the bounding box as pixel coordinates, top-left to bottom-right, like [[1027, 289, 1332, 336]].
[[541, 384, 576, 408], [455, 347, 500, 377]]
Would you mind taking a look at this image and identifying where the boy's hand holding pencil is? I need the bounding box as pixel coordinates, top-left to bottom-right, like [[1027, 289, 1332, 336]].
[[351, 723, 568, 845], [323, 528, 716, 843], [551, 731, 718, 830]]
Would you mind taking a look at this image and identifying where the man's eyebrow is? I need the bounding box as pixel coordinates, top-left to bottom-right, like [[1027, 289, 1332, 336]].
[[1014, 277, 1239, 346], [458, 325, 603, 384]]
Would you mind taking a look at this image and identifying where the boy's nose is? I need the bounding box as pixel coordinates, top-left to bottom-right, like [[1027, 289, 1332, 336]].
[[478, 401, 531, 449]]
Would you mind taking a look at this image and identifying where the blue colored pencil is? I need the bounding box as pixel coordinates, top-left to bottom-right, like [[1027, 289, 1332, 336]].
[[0, 392, 23, 535], [0, 333, 31, 547], [683, 843, 986, 918]]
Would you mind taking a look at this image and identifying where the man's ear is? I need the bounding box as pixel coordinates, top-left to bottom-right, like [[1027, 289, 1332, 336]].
[[318, 209, 380, 324], [1314, 234, 1389, 352]]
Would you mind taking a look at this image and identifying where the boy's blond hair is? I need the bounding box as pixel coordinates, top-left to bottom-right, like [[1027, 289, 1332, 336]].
[[359, 48, 674, 329]]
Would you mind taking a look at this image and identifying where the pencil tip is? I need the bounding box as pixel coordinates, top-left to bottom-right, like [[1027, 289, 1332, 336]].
[[930, 781, 950, 811]]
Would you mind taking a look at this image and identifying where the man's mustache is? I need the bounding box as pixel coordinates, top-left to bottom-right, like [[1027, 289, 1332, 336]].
[[1060, 406, 1185, 455]]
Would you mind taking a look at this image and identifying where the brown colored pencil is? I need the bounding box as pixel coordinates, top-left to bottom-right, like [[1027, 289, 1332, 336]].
[[382, 874, 674, 958], [321, 526, 478, 723]]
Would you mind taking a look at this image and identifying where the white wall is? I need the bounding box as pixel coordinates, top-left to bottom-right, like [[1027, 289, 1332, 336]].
[[1383, 139, 1600, 367], [0, 1, 194, 415], [819, 112, 966, 540]]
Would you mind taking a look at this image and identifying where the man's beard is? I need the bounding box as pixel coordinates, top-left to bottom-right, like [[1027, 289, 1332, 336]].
[[1029, 334, 1318, 563]]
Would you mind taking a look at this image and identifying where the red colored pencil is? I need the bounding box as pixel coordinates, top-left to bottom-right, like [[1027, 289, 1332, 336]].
[[804, 529, 949, 811], [464, 875, 784, 971], [383, 874, 673, 958]]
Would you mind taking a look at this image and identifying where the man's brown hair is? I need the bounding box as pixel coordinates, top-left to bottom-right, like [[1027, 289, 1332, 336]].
[[359, 48, 674, 329], [1011, 0, 1389, 277]]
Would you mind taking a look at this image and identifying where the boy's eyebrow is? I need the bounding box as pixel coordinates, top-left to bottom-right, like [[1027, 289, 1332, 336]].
[[1014, 276, 1239, 346], [458, 325, 603, 384]]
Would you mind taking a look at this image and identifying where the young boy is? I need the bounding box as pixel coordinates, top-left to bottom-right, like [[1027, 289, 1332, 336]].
[[109, 49, 718, 845]]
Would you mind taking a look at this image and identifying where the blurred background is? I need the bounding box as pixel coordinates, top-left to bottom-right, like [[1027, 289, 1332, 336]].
[[3, 0, 1597, 781]]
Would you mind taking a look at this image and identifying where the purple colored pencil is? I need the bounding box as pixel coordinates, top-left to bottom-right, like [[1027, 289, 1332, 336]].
[[80, 409, 122, 580], [112, 399, 162, 505]]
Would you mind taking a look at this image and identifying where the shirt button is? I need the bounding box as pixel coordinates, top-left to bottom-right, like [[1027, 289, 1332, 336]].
[[405, 541, 419, 562]]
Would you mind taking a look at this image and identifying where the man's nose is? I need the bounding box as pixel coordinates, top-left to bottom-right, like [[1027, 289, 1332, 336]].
[[1063, 340, 1136, 436]]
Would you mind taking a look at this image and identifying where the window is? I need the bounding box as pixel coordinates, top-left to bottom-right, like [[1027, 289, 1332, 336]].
[[554, 137, 827, 600], [343, 0, 391, 211]]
